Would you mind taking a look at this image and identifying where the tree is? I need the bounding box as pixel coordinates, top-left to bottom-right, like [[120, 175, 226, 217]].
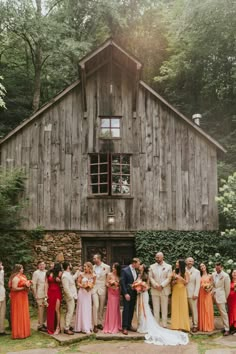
[[0, 76, 6, 109]]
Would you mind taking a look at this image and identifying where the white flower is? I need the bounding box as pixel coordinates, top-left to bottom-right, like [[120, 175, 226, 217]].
[[227, 269, 231, 274], [223, 207, 229, 212], [215, 253, 220, 257], [221, 232, 225, 236], [208, 261, 213, 265], [227, 259, 233, 264]]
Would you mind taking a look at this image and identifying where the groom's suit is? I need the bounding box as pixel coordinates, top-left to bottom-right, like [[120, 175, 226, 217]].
[[62, 270, 80, 330], [121, 265, 137, 330]]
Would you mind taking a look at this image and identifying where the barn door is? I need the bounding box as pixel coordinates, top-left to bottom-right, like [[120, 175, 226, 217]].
[[82, 239, 135, 268]]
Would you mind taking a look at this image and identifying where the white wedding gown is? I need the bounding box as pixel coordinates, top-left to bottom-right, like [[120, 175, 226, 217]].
[[137, 291, 189, 346]]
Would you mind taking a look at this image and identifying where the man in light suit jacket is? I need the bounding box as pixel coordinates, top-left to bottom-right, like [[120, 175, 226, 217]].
[[186, 257, 201, 332], [0, 262, 7, 336], [92, 254, 110, 333], [32, 261, 47, 332], [62, 262, 80, 335], [149, 252, 172, 327], [212, 261, 230, 336]]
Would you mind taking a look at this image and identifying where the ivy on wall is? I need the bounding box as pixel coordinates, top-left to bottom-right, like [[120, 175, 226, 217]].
[[135, 231, 236, 273]]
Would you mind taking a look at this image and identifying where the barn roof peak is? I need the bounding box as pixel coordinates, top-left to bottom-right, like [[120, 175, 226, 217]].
[[79, 37, 143, 76]]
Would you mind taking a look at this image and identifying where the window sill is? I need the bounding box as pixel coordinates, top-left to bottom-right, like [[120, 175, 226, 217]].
[[87, 195, 134, 199]]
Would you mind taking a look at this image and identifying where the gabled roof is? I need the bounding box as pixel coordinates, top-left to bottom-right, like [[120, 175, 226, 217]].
[[0, 39, 226, 153]]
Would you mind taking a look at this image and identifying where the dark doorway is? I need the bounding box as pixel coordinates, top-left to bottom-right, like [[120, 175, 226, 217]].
[[82, 239, 135, 268]]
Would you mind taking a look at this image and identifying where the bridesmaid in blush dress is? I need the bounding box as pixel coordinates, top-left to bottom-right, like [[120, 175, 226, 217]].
[[103, 263, 122, 334], [74, 262, 96, 334], [228, 269, 236, 334], [198, 263, 214, 332], [45, 263, 62, 335]]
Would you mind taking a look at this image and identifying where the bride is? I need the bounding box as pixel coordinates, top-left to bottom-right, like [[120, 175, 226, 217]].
[[135, 264, 189, 346]]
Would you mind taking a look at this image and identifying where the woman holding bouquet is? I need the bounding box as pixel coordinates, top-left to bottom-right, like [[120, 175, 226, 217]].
[[9, 264, 31, 339], [74, 262, 96, 334], [103, 263, 122, 333], [136, 263, 189, 345], [228, 269, 236, 334], [171, 259, 190, 332], [198, 263, 214, 332]]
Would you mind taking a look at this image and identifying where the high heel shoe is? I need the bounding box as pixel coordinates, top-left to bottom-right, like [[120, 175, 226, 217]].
[[54, 327, 61, 335]]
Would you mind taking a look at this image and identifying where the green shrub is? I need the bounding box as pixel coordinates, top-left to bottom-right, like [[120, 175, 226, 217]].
[[135, 231, 235, 272]]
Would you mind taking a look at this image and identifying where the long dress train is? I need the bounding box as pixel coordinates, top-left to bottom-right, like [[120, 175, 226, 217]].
[[103, 287, 121, 333], [47, 275, 62, 334], [137, 291, 189, 346]]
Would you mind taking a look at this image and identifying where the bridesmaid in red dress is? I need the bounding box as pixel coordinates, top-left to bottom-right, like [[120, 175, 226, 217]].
[[9, 264, 31, 339], [198, 263, 214, 332], [45, 263, 62, 335], [103, 262, 122, 334], [228, 269, 236, 335]]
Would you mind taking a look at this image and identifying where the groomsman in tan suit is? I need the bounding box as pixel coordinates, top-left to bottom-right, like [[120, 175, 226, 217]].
[[212, 261, 230, 336], [0, 262, 7, 336], [32, 261, 47, 332], [92, 254, 110, 332], [149, 252, 172, 327], [186, 257, 200, 332], [62, 262, 80, 335]]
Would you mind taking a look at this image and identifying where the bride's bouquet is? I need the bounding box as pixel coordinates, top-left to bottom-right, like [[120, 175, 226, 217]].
[[132, 280, 148, 293], [81, 279, 94, 292]]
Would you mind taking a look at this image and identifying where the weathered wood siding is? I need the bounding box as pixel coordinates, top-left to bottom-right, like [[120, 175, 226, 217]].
[[0, 62, 218, 230]]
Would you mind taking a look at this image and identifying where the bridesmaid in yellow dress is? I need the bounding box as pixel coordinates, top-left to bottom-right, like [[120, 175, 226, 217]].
[[171, 259, 190, 332], [198, 263, 214, 332]]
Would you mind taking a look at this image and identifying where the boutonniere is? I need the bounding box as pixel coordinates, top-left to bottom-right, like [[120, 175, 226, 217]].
[[162, 268, 165, 271], [219, 276, 223, 281], [103, 267, 106, 271]]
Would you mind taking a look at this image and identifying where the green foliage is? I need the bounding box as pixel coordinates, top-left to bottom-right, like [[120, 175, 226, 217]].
[[217, 172, 236, 229], [135, 231, 235, 271], [28, 225, 45, 239]]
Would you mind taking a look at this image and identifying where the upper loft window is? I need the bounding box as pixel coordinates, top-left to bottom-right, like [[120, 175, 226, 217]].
[[99, 117, 121, 139], [89, 153, 131, 196]]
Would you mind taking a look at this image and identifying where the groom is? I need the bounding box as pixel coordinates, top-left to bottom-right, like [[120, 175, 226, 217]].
[[121, 257, 140, 335]]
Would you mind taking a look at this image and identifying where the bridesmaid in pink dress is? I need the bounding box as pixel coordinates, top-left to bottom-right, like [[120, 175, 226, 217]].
[[103, 262, 122, 334], [74, 262, 96, 334]]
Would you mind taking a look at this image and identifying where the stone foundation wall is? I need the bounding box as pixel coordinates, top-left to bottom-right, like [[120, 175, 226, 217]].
[[32, 232, 82, 270]]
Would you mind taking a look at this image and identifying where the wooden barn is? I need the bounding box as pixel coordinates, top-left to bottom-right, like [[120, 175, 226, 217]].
[[0, 39, 225, 266]]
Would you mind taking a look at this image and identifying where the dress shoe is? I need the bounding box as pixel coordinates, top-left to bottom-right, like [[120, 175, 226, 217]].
[[191, 327, 198, 333], [69, 326, 74, 331], [122, 329, 128, 335], [0, 332, 9, 336], [97, 324, 103, 330], [128, 326, 137, 332], [64, 329, 74, 335], [93, 326, 98, 333], [38, 326, 47, 333], [223, 331, 230, 336]]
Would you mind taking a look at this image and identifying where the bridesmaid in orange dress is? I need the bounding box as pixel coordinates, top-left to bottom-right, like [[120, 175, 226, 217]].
[[9, 264, 31, 339], [198, 263, 214, 332]]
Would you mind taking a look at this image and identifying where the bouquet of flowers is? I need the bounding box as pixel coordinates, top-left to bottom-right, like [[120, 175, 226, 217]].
[[131, 280, 148, 293], [41, 297, 49, 308], [81, 279, 94, 292], [24, 280, 33, 289], [108, 279, 119, 289], [202, 282, 213, 293]]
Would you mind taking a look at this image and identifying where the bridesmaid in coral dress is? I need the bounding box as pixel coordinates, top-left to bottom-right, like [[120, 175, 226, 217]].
[[9, 264, 31, 339], [74, 262, 96, 334], [171, 259, 190, 332], [198, 263, 214, 332], [228, 269, 236, 334], [103, 263, 122, 334], [45, 263, 62, 335]]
